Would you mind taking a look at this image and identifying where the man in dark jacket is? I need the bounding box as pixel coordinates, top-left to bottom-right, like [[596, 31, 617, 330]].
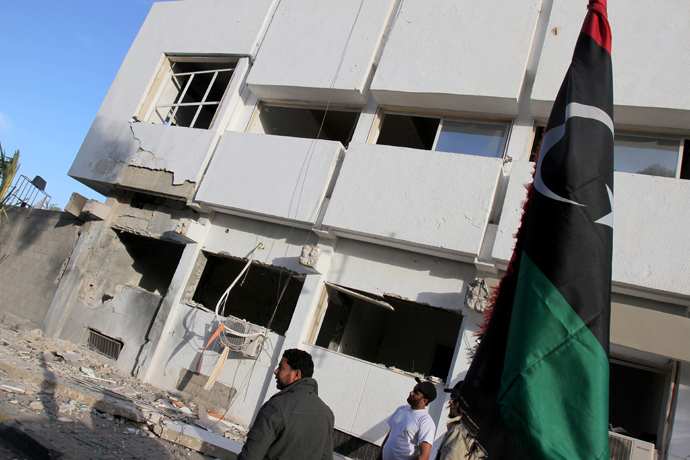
[[238, 348, 335, 460]]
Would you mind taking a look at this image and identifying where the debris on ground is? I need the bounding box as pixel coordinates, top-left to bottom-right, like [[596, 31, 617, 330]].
[[0, 321, 247, 460]]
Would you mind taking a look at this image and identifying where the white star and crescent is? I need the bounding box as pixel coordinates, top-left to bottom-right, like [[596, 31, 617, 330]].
[[534, 102, 615, 229]]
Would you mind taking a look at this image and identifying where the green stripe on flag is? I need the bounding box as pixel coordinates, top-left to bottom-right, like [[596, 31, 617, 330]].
[[498, 252, 609, 460]]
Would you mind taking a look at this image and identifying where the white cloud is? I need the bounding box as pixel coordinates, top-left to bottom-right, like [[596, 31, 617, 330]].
[[0, 111, 12, 133]]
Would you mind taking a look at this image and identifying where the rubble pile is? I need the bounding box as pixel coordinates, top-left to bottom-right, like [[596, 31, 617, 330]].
[[0, 322, 247, 460]]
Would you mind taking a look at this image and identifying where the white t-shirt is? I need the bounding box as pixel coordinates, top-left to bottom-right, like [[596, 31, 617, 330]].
[[382, 405, 437, 460]]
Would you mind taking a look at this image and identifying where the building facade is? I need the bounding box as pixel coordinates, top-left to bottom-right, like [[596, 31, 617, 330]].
[[46, 0, 690, 458]]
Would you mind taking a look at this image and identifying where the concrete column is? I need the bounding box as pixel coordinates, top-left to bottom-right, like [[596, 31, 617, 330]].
[[138, 241, 205, 382]]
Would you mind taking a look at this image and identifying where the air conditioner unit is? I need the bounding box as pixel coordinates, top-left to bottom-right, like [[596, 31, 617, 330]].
[[609, 432, 655, 460], [220, 315, 267, 359]]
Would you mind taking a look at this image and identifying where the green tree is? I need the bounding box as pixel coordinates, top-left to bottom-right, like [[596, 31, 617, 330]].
[[0, 142, 20, 224]]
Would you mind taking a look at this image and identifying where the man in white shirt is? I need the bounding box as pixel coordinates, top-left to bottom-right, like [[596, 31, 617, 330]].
[[377, 377, 437, 460]]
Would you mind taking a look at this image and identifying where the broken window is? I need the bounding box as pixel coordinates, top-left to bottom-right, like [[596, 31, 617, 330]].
[[609, 359, 670, 445], [248, 103, 360, 146], [310, 283, 462, 380], [115, 230, 184, 295], [137, 57, 238, 129], [375, 112, 510, 159], [189, 252, 303, 336]]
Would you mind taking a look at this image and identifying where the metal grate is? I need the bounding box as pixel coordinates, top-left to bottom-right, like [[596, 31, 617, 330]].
[[87, 329, 123, 360], [609, 432, 633, 460], [333, 430, 381, 460]]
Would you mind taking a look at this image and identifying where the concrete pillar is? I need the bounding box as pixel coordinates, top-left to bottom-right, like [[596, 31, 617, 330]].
[[138, 241, 206, 382]]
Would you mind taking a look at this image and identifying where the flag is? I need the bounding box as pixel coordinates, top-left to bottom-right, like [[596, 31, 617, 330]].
[[458, 1, 614, 459]]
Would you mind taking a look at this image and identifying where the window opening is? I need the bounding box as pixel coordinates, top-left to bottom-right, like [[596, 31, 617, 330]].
[[531, 127, 687, 179], [376, 112, 509, 158], [115, 230, 184, 295], [142, 59, 237, 130], [333, 430, 381, 460], [614, 133, 682, 178], [609, 359, 669, 445], [248, 104, 360, 147], [191, 252, 303, 336], [312, 283, 462, 380]]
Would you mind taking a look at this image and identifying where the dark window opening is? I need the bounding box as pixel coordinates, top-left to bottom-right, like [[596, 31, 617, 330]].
[[314, 285, 462, 380], [191, 252, 303, 336], [333, 430, 381, 460], [251, 104, 360, 146], [529, 125, 546, 162], [146, 59, 236, 130], [609, 360, 668, 445], [115, 230, 184, 295], [377, 114, 439, 150]]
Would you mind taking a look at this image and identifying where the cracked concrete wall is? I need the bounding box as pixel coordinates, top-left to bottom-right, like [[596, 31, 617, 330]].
[[68, 0, 275, 194], [323, 142, 503, 261], [0, 208, 83, 327]]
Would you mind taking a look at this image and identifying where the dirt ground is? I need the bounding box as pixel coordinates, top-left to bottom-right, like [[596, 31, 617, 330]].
[[0, 319, 246, 460]]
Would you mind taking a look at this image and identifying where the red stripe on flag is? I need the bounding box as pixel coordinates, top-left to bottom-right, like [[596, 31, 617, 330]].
[[582, 0, 611, 53]]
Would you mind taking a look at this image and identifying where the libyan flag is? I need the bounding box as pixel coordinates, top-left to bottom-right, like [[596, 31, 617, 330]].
[[458, 1, 614, 459]]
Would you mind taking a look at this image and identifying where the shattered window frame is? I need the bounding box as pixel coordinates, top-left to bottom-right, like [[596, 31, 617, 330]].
[[136, 55, 241, 130], [373, 110, 511, 159], [308, 282, 463, 381]]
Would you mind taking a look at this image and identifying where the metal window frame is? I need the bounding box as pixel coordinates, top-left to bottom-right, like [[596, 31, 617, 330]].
[[153, 66, 235, 128]]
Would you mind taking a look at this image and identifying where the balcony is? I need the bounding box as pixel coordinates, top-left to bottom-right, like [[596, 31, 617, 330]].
[[322, 142, 503, 262], [195, 131, 344, 226]]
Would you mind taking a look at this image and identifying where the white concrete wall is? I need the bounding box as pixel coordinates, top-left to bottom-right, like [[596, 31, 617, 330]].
[[325, 237, 472, 313], [69, 0, 274, 188], [370, 0, 541, 115], [196, 132, 344, 225], [531, 0, 690, 129], [305, 344, 444, 445], [149, 302, 283, 427], [202, 213, 317, 275], [323, 143, 503, 262], [493, 165, 690, 299], [247, 0, 396, 105]]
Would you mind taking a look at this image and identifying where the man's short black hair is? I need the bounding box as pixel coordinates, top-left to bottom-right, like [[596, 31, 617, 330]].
[[282, 348, 314, 378]]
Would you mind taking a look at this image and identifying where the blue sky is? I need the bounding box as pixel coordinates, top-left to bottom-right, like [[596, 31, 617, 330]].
[[0, 1, 172, 209]]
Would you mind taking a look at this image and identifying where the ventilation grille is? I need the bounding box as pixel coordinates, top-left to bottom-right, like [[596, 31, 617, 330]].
[[333, 430, 381, 460], [87, 329, 123, 360], [224, 318, 251, 347]]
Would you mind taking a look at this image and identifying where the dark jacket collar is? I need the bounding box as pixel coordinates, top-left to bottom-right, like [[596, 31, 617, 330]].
[[271, 377, 319, 399]]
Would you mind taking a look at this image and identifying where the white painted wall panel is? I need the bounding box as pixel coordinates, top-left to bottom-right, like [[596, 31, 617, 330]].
[[196, 132, 343, 225], [248, 0, 395, 104], [305, 345, 442, 444], [493, 165, 690, 298], [203, 213, 316, 275], [371, 0, 540, 114], [326, 238, 472, 311], [531, 0, 690, 129], [323, 143, 502, 261], [149, 303, 283, 428]]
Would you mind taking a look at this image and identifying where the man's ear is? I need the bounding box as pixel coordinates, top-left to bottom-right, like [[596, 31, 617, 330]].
[[422, 397, 429, 407], [294, 368, 303, 380]]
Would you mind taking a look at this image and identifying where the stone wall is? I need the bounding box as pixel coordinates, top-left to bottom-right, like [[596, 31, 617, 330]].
[[0, 207, 82, 327]]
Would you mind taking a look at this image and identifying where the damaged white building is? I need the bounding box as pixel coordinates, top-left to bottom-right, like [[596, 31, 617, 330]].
[[44, 0, 690, 459]]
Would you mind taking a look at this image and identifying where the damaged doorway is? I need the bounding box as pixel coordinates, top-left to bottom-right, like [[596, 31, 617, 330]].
[[188, 252, 304, 336], [311, 283, 462, 381]]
